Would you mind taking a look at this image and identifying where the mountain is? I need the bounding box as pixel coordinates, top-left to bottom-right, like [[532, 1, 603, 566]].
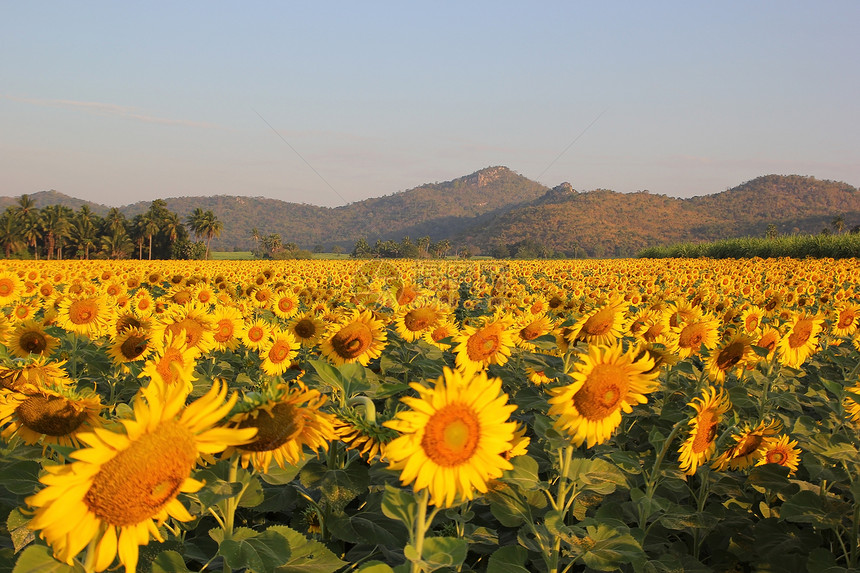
[[459, 175, 860, 256], [3, 170, 857, 256], [0, 190, 109, 215]]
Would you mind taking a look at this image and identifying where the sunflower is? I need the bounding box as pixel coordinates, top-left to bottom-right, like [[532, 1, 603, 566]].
[[287, 312, 326, 348], [8, 301, 39, 324], [513, 313, 555, 351], [705, 334, 754, 383], [258, 328, 299, 377], [153, 303, 216, 355], [57, 295, 112, 338], [9, 319, 59, 359], [332, 406, 399, 461], [525, 366, 553, 385], [739, 305, 766, 334], [320, 309, 387, 366], [394, 299, 442, 342], [383, 368, 518, 508], [0, 358, 73, 393], [567, 297, 628, 346], [224, 382, 335, 473], [832, 303, 859, 338], [843, 383, 860, 423], [777, 313, 824, 368], [453, 315, 515, 375], [26, 380, 255, 572], [547, 344, 659, 448], [752, 326, 781, 363], [755, 434, 801, 476], [131, 290, 155, 318], [0, 385, 103, 448], [140, 331, 200, 391], [107, 327, 154, 365], [0, 271, 24, 305], [678, 386, 732, 475], [211, 305, 243, 351], [239, 318, 272, 352], [711, 419, 781, 471], [667, 314, 721, 359], [422, 320, 460, 350], [272, 290, 300, 320]]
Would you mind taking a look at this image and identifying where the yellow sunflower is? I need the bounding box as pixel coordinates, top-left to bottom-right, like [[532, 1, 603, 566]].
[[777, 313, 824, 368], [272, 290, 300, 320], [9, 319, 59, 359], [0, 358, 73, 393], [320, 309, 387, 366], [667, 314, 721, 359], [153, 303, 216, 355], [211, 305, 243, 351], [384, 368, 518, 508], [422, 319, 460, 350], [107, 327, 154, 365], [755, 434, 801, 476], [843, 383, 860, 423], [26, 380, 255, 573], [567, 297, 628, 346], [57, 295, 112, 338], [513, 313, 555, 351], [547, 344, 659, 448], [752, 326, 781, 364], [711, 419, 781, 471], [0, 271, 24, 306], [678, 386, 732, 475], [394, 299, 443, 343], [258, 328, 299, 377], [705, 334, 754, 383], [224, 382, 335, 473], [832, 303, 859, 338], [239, 317, 272, 352], [739, 305, 766, 334], [0, 385, 103, 448], [453, 315, 515, 375], [140, 331, 200, 391], [287, 312, 326, 348]]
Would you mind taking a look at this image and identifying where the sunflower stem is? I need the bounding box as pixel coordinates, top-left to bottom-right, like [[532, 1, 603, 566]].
[[410, 488, 430, 573], [639, 419, 685, 529], [348, 395, 377, 424], [221, 456, 240, 573]]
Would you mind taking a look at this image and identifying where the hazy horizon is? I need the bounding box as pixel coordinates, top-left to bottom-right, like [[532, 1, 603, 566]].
[[2, 2, 858, 207]]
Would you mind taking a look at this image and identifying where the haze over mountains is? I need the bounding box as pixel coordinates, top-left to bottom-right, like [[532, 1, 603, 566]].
[[2, 167, 858, 257]]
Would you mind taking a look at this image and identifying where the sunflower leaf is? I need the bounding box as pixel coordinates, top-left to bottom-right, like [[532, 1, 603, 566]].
[[151, 550, 193, 573], [11, 545, 85, 573], [381, 485, 417, 531], [268, 525, 347, 572]]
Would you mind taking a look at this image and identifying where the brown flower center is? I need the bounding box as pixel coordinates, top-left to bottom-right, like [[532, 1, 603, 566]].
[[238, 404, 304, 451], [16, 395, 88, 436], [573, 363, 629, 420], [331, 322, 373, 359]]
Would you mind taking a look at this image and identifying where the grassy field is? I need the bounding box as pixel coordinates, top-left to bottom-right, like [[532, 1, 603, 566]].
[[637, 233, 860, 259]]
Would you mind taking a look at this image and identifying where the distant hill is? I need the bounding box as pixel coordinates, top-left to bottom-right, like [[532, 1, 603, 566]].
[[3, 170, 857, 256], [459, 175, 860, 256]]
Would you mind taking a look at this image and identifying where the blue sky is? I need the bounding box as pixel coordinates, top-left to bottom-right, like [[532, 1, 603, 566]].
[[2, 2, 858, 207]]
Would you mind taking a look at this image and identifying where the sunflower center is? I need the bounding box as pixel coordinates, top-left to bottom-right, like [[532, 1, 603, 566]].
[[466, 326, 501, 361], [215, 320, 234, 342], [421, 404, 480, 467], [168, 318, 206, 348], [519, 323, 542, 341], [268, 340, 292, 363], [745, 315, 759, 332], [0, 279, 13, 296], [767, 450, 786, 465], [838, 310, 856, 329], [691, 410, 718, 454], [20, 331, 48, 354], [716, 342, 744, 371], [678, 324, 706, 349], [155, 348, 185, 385], [404, 308, 436, 332], [238, 404, 304, 451], [583, 309, 614, 336], [84, 421, 197, 526], [69, 300, 98, 325], [331, 322, 373, 359], [15, 395, 89, 436], [294, 318, 317, 339], [734, 434, 763, 458], [787, 319, 814, 348], [644, 323, 665, 342], [248, 326, 265, 343], [120, 335, 149, 360], [431, 326, 450, 342], [277, 297, 295, 313], [573, 363, 629, 420]]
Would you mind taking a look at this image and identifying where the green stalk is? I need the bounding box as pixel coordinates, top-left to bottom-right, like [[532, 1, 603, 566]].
[[639, 420, 684, 529]]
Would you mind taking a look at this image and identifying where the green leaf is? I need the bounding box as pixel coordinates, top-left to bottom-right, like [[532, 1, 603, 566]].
[[747, 464, 798, 495], [217, 526, 292, 573], [270, 525, 347, 573], [577, 524, 645, 572], [7, 508, 34, 553], [151, 550, 193, 573], [327, 510, 409, 546], [0, 460, 42, 495], [356, 563, 396, 573], [12, 545, 85, 573], [504, 454, 540, 491], [309, 360, 370, 399], [317, 464, 369, 513], [565, 457, 628, 494], [238, 476, 265, 508], [420, 537, 468, 569], [487, 545, 530, 573], [381, 485, 417, 531], [259, 462, 304, 485], [780, 490, 841, 530]]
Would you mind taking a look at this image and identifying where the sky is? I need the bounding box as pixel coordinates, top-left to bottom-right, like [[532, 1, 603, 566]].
[[2, 2, 859, 208]]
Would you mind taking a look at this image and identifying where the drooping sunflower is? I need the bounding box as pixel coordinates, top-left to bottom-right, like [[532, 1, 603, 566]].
[[384, 368, 518, 508], [513, 313, 555, 351], [287, 312, 326, 348], [547, 344, 659, 448], [843, 383, 860, 423], [678, 386, 732, 475], [752, 326, 781, 363], [755, 434, 801, 476], [332, 405, 399, 461], [453, 315, 515, 375], [0, 385, 103, 448], [258, 328, 299, 377], [566, 297, 628, 346], [0, 358, 73, 393], [107, 327, 154, 365], [711, 419, 781, 471], [26, 380, 255, 573], [393, 299, 443, 343], [224, 382, 335, 473], [777, 313, 824, 369], [56, 294, 112, 338], [320, 309, 387, 366], [9, 319, 59, 359], [140, 331, 200, 391], [667, 314, 721, 359], [705, 334, 754, 383]]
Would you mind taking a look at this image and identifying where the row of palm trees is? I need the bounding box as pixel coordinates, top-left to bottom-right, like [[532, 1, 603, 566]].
[[0, 195, 223, 260]]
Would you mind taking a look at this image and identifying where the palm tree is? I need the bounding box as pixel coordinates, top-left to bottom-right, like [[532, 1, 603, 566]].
[[105, 207, 127, 235], [0, 209, 23, 258], [39, 205, 71, 260], [187, 209, 222, 260], [100, 228, 133, 259], [137, 213, 160, 260], [22, 217, 42, 259], [70, 207, 99, 259]]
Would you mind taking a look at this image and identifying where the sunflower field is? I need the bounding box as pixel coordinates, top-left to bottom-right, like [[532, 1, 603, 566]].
[[0, 257, 859, 573]]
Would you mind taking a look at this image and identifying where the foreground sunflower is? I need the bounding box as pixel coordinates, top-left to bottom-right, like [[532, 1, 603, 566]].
[[320, 309, 387, 366], [224, 382, 335, 472], [453, 315, 515, 375], [8, 319, 59, 359], [26, 380, 256, 572], [547, 344, 659, 448], [678, 386, 732, 475], [0, 385, 103, 448], [384, 368, 518, 508]]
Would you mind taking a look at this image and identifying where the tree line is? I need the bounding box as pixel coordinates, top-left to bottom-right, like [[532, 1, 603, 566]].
[[0, 195, 223, 260], [351, 236, 453, 259]]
